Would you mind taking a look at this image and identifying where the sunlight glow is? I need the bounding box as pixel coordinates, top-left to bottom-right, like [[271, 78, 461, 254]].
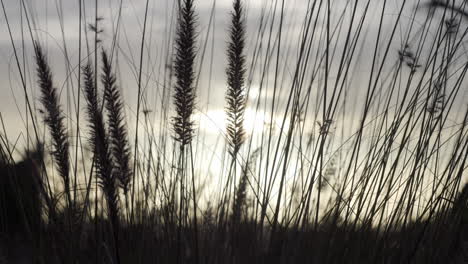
[[195, 107, 288, 136]]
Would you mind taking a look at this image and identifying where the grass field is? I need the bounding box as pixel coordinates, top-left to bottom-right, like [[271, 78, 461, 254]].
[[1, 0, 468, 263]]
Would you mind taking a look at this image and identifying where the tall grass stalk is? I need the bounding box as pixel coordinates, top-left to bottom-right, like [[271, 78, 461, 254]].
[[101, 50, 132, 216], [33, 43, 72, 210], [172, 0, 199, 262], [82, 63, 121, 264]]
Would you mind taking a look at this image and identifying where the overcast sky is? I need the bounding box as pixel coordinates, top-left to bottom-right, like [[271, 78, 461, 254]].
[[0, 0, 310, 139], [1, 0, 467, 157]]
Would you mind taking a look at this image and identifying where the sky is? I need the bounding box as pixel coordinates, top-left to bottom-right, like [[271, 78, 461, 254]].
[[1, 0, 468, 206], [1, 0, 467, 148], [0, 0, 314, 147]]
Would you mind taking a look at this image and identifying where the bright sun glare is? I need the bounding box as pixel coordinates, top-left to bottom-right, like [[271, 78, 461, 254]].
[[195, 107, 283, 136]]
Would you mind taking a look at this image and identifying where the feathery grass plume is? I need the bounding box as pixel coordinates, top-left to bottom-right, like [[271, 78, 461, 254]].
[[173, 1, 199, 262], [82, 63, 121, 264], [173, 0, 197, 148], [428, 0, 468, 19], [221, 0, 246, 232], [101, 50, 132, 198], [225, 0, 247, 159], [33, 42, 72, 208]]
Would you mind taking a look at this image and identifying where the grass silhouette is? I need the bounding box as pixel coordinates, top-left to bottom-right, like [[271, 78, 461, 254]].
[[0, 0, 468, 263]]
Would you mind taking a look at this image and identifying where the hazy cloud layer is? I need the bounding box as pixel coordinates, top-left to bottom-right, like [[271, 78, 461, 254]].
[[1, 0, 467, 148]]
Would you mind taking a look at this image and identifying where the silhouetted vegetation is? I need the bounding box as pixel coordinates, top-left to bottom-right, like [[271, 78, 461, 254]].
[[1, 0, 468, 263]]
